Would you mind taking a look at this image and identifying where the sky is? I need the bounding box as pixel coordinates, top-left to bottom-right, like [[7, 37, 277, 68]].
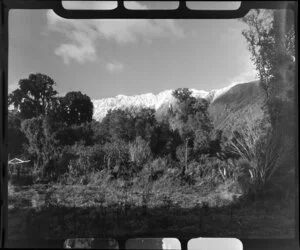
[[8, 1, 257, 100]]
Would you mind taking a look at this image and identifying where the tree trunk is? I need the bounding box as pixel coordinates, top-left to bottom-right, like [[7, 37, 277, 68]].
[[182, 138, 189, 176], [107, 157, 110, 170]]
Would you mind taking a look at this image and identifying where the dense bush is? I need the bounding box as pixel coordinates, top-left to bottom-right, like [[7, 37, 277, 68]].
[[241, 9, 295, 198], [58, 91, 94, 126], [10, 71, 238, 186], [59, 160, 91, 185], [129, 136, 152, 167], [235, 158, 255, 194], [8, 110, 28, 158], [169, 88, 214, 176], [175, 144, 192, 166], [152, 122, 182, 158], [21, 116, 63, 182], [148, 157, 168, 181], [56, 122, 94, 146], [68, 143, 106, 172], [102, 140, 129, 171], [8, 73, 58, 119], [227, 119, 285, 196]]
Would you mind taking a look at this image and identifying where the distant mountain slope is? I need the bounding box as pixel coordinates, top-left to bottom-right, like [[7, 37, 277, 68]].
[[92, 80, 266, 136], [92, 89, 209, 122], [208, 80, 266, 135]]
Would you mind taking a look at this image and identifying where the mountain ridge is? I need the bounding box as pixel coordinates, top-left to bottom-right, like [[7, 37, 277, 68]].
[[92, 81, 260, 122]]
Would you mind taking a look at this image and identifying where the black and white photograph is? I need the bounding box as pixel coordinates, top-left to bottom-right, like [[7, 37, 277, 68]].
[[6, 1, 297, 248]]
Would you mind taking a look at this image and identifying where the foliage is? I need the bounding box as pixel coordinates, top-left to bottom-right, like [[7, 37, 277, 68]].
[[102, 139, 129, 173], [242, 9, 295, 127], [100, 109, 135, 142], [21, 116, 63, 182], [58, 144, 108, 185], [241, 9, 275, 97], [188, 156, 234, 184], [91, 120, 111, 144], [8, 110, 28, 158], [207, 130, 223, 157], [56, 122, 94, 146], [133, 108, 157, 141], [241, 9, 295, 98], [170, 88, 213, 176], [129, 136, 152, 167], [8, 73, 58, 119], [152, 121, 182, 158], [70, 143, 106, 171], [241, 9, 296, 195], [228, 118, 285, 196], [60, 160, 90, 185], [58, 91, 94, 126], [172, 88, 193, 103], [99, 107, 158, 147], [148, 157, 168, 181], [235, 158, 262, 198], [175, 144, 192, 166]]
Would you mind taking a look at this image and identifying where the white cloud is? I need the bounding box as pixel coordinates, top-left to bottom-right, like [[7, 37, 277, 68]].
[[230, 58, 258, 84], [105, 62, 124, 73], [46, 1, 184, 64], [55, 43, 97, 64], [231, 69, 258, 84]]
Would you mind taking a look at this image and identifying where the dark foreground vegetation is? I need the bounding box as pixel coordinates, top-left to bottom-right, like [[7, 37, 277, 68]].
[[7, 179, 295, 242], [7, 8, 296, 243]]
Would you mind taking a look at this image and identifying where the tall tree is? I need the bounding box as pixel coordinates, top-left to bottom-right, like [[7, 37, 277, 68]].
[[8, 110, 27, 158], [8, 73, 58, 119], [101, 109, 135, 142], [241, 9, 296, 190], [133, 107, 158, 151], [169, 88, 213, 175], [60, 91, 94, 126], [21, 116, 62, 181], [172, 88, 193, 103], [241, 9, 295, 112], [154, 121, 181, 158]]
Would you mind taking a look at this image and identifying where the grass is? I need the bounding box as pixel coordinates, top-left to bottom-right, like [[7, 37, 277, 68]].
[[7, 171, 295, 243]]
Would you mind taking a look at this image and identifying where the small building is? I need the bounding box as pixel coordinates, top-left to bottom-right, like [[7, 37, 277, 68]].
[[8, 158, 31, 178]]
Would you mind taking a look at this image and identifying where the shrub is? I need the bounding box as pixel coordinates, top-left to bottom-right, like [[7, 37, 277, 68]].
[[56, 122, 94, 146], [59, 161, 81, 185], [129, 136, 152, 167], [102, 140, 129, 171], [236, 158, 256, 195], [189, 155, 234, 186], [229, 119, 285, 197], [148, 157, 168, 181], [67, 143, 106, 172], [176, 144, 192, 167], [86, 170, 106, 185], [162, 194, 173, 209], [81, 144, 106, 171], [187, 161, 200, 174], [59, 160, 100, 185], [192, 155, 220, 179], [21, 116, 62, 183], [58, 143, 106, 184], [8, 110, 28, 158]]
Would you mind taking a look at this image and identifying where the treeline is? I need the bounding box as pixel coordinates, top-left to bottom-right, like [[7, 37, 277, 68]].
[[9, 76, 242, 185], [8, 9, 295, 199]]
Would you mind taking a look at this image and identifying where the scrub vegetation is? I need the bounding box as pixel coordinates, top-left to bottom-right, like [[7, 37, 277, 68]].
[[7, 9, 296, 242]]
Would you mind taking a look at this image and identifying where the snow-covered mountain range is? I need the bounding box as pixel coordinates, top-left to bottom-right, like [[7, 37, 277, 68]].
[[92, 81, 257, 122]]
